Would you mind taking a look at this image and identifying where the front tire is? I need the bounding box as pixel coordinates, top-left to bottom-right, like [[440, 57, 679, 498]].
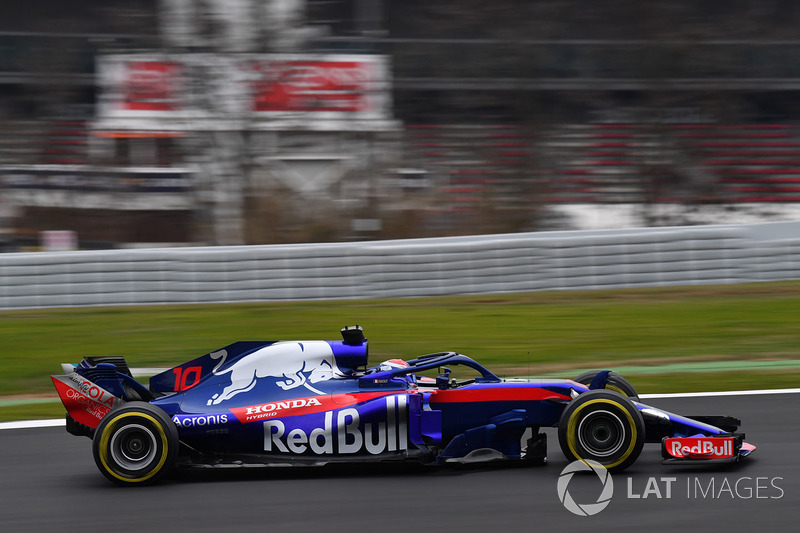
[[558, 390, 645, 472], [92, 402, 179, 486]]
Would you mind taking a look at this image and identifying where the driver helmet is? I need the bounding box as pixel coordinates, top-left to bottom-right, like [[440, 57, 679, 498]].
[[379, 358, 409, 372]]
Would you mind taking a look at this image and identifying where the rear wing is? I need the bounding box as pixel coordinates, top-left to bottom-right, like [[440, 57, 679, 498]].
[[51, 357, 152, 436], [52, 372, 123, 435]]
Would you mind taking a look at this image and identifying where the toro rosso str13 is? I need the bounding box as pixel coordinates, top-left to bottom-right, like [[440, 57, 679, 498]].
[[51, 326, 756, 485]]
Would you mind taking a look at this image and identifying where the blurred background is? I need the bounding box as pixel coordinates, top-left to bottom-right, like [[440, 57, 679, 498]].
[[2, 0, 800, 251]]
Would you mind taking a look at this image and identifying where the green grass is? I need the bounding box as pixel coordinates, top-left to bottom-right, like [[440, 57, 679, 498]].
[[0, 402, 64, 422], [611, 369, 800, 394], [1, 281, 799, 421]]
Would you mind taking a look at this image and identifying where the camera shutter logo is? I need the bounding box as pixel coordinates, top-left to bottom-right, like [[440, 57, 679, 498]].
[[557, 460, 614, 516]]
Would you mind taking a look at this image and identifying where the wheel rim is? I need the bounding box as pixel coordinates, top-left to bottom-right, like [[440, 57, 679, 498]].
[[109, 423, 158, 471], [576, 410, 626, 458]]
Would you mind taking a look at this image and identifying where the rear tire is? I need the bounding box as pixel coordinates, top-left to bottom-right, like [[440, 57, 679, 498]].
[[558, 390, 645, 472], [573, 370, 639, 401], [92, 402, 179, 486]]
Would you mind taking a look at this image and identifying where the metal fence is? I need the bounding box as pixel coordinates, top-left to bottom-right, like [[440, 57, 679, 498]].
[[1, 221, 799, 310]]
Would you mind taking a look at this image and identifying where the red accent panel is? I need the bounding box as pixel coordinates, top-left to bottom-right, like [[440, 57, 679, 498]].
[[429, 387, 570, 404], [230, 391, 398, 424]]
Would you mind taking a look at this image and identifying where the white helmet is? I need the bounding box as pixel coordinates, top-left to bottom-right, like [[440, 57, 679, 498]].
[[378, 359, 409, 372]]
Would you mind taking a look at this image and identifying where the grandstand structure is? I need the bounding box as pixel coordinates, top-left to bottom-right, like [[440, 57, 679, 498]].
[[402, 122, 800, 213], [676, 124, 800, 203], [2, 1, 800, 247]]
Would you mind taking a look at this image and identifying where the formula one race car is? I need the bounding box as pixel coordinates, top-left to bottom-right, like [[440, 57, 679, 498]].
[[51, 326, 756, 485]]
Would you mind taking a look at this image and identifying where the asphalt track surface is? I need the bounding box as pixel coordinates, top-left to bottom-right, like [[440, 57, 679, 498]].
[[2, 393, 797, 533]]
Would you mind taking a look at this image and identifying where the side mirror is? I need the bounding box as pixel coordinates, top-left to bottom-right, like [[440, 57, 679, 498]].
[[436, 367, 451, 390]]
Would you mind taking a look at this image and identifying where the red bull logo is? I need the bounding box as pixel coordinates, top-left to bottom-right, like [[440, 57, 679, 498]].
[[263, 395, 408, 455], [665, 437, 735, 459]]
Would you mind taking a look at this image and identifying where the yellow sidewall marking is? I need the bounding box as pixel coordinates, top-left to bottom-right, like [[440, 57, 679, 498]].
[[606, 384, 627, 396], [566, 398, 638, 469], [98, 412, 169, 484]]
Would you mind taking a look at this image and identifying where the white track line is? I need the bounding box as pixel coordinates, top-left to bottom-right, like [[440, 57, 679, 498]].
[[640, 387, 800, 399], [2, 388, 799, 431], [0, 419, 65, 431]]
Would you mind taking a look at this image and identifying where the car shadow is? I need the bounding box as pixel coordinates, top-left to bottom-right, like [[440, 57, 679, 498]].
[[171, 458, 542, 485]]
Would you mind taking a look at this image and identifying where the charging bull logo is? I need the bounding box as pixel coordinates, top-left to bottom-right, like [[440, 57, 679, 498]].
[[207, 341, 345, 406]]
